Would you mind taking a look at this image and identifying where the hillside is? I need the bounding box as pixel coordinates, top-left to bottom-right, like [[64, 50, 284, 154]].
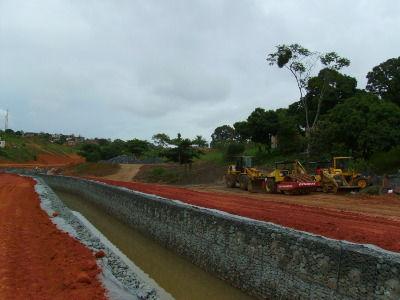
[[0, 132, 83, 166]]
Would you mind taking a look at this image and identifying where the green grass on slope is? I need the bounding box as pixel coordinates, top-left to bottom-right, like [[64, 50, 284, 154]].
[[0, 134, 77, 162], [196, 150, 225, 165]]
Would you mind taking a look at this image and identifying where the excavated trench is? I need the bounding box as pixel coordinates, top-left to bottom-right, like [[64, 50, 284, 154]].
[[53, 189, 254, 300]]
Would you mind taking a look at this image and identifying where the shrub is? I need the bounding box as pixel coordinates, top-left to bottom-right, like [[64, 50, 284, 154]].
[[224, 143, 245, 162], [369, 146, 400, 174]]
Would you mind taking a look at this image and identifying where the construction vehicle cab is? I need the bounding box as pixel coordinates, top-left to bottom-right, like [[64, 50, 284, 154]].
[[225, 156, 265, 192], [232, 156, 253, 173]]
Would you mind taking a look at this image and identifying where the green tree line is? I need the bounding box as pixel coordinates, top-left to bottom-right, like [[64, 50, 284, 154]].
[[79, 134, 208, 165], [211, 45, 400, 172]]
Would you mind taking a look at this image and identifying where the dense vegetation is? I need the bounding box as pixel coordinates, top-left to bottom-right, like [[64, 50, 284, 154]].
[[210, 47, 400, 173], [78, 133, 207, 166]]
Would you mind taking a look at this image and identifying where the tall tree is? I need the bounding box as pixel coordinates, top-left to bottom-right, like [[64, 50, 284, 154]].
[[162, 135, 203, 166], [267, 44, 350, 152], [366, 56, 400, 106], [288, 69, 357, 127], [233, 121, 251, 142], [152, 133, 171, 148], [275, 108, 304, 154], [210, 125, 235, 147], [267, 44, 316, 134], [310, 52, 351, 127], [246, 108, 279, 150]]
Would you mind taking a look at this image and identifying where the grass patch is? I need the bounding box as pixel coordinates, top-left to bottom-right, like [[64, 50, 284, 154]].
[[136, 161, 226, 185], [142, 166, 183, 184], [197, 149, 225, 165], [64, 162, 120, 177]]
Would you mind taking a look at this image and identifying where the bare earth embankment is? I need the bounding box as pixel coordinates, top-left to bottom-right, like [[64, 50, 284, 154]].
[[0, 173, 106, 299], [0, 153, 85, 168]]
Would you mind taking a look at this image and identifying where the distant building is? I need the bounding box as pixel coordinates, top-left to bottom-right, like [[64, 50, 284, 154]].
[[0, 140, 5, 148]]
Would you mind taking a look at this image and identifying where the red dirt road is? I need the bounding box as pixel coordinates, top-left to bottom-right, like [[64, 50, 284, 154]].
[[0, 173, 106, 299], [93, 178, 400, 253]]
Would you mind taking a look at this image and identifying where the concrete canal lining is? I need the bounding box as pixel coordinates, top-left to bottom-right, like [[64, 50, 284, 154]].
[[40, 175, 400, 300], [54, 189, 253, 300]]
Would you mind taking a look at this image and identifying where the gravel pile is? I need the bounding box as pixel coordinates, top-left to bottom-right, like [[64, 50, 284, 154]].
[[33, 177, 165, 300]]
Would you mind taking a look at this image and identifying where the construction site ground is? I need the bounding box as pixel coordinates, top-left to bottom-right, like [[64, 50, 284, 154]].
[[0, 173, 106, 299], [189, 184, 400, 219], [0, 153, 84, 168], [102, 163, 142, 181], [90, 177, 400, 253]]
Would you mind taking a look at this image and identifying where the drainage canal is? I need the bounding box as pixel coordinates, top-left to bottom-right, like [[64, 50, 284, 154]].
[[54, 189, 255, 300]]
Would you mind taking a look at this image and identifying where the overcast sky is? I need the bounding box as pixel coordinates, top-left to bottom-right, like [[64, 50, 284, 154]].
[[1, 0, 399, 141]]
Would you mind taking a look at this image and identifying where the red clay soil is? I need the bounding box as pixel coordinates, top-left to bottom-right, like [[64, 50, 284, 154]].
[[0, 153, 85, 168], [92, 178, 400, 253], [0, 173, 106, 300]]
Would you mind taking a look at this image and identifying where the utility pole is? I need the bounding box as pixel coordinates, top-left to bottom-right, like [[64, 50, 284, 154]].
[[4, 109, 9, 131]]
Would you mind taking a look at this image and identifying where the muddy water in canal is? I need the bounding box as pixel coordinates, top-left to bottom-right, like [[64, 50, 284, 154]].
[[54, 189, 254, 300]]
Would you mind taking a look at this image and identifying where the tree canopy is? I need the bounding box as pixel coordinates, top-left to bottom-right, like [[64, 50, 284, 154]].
[[208, 49, 400, 170], [246, 108, 279, 148], [288, 69, 358, 127], [267, 44, 350, 153], [310, 93, 400, 159], [366, 56, 400, 106], [210, 125, 235, 147], [161, 133, 203, 165]]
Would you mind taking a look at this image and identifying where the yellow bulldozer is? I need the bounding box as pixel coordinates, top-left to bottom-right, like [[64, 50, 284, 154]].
[[332, 157, 368, 188], [225, 156, 266, 192], [307, 157, 368, 193]]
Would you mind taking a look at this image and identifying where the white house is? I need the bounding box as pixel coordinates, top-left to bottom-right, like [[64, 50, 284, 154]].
[[0, 140, 5, 148]]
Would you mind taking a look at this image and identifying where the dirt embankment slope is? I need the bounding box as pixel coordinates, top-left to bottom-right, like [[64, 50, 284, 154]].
[[0, 173, 106, 299], [134, 162, 225, 185], [91, 178, 400, 253], [0, 153, 84, 168]]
